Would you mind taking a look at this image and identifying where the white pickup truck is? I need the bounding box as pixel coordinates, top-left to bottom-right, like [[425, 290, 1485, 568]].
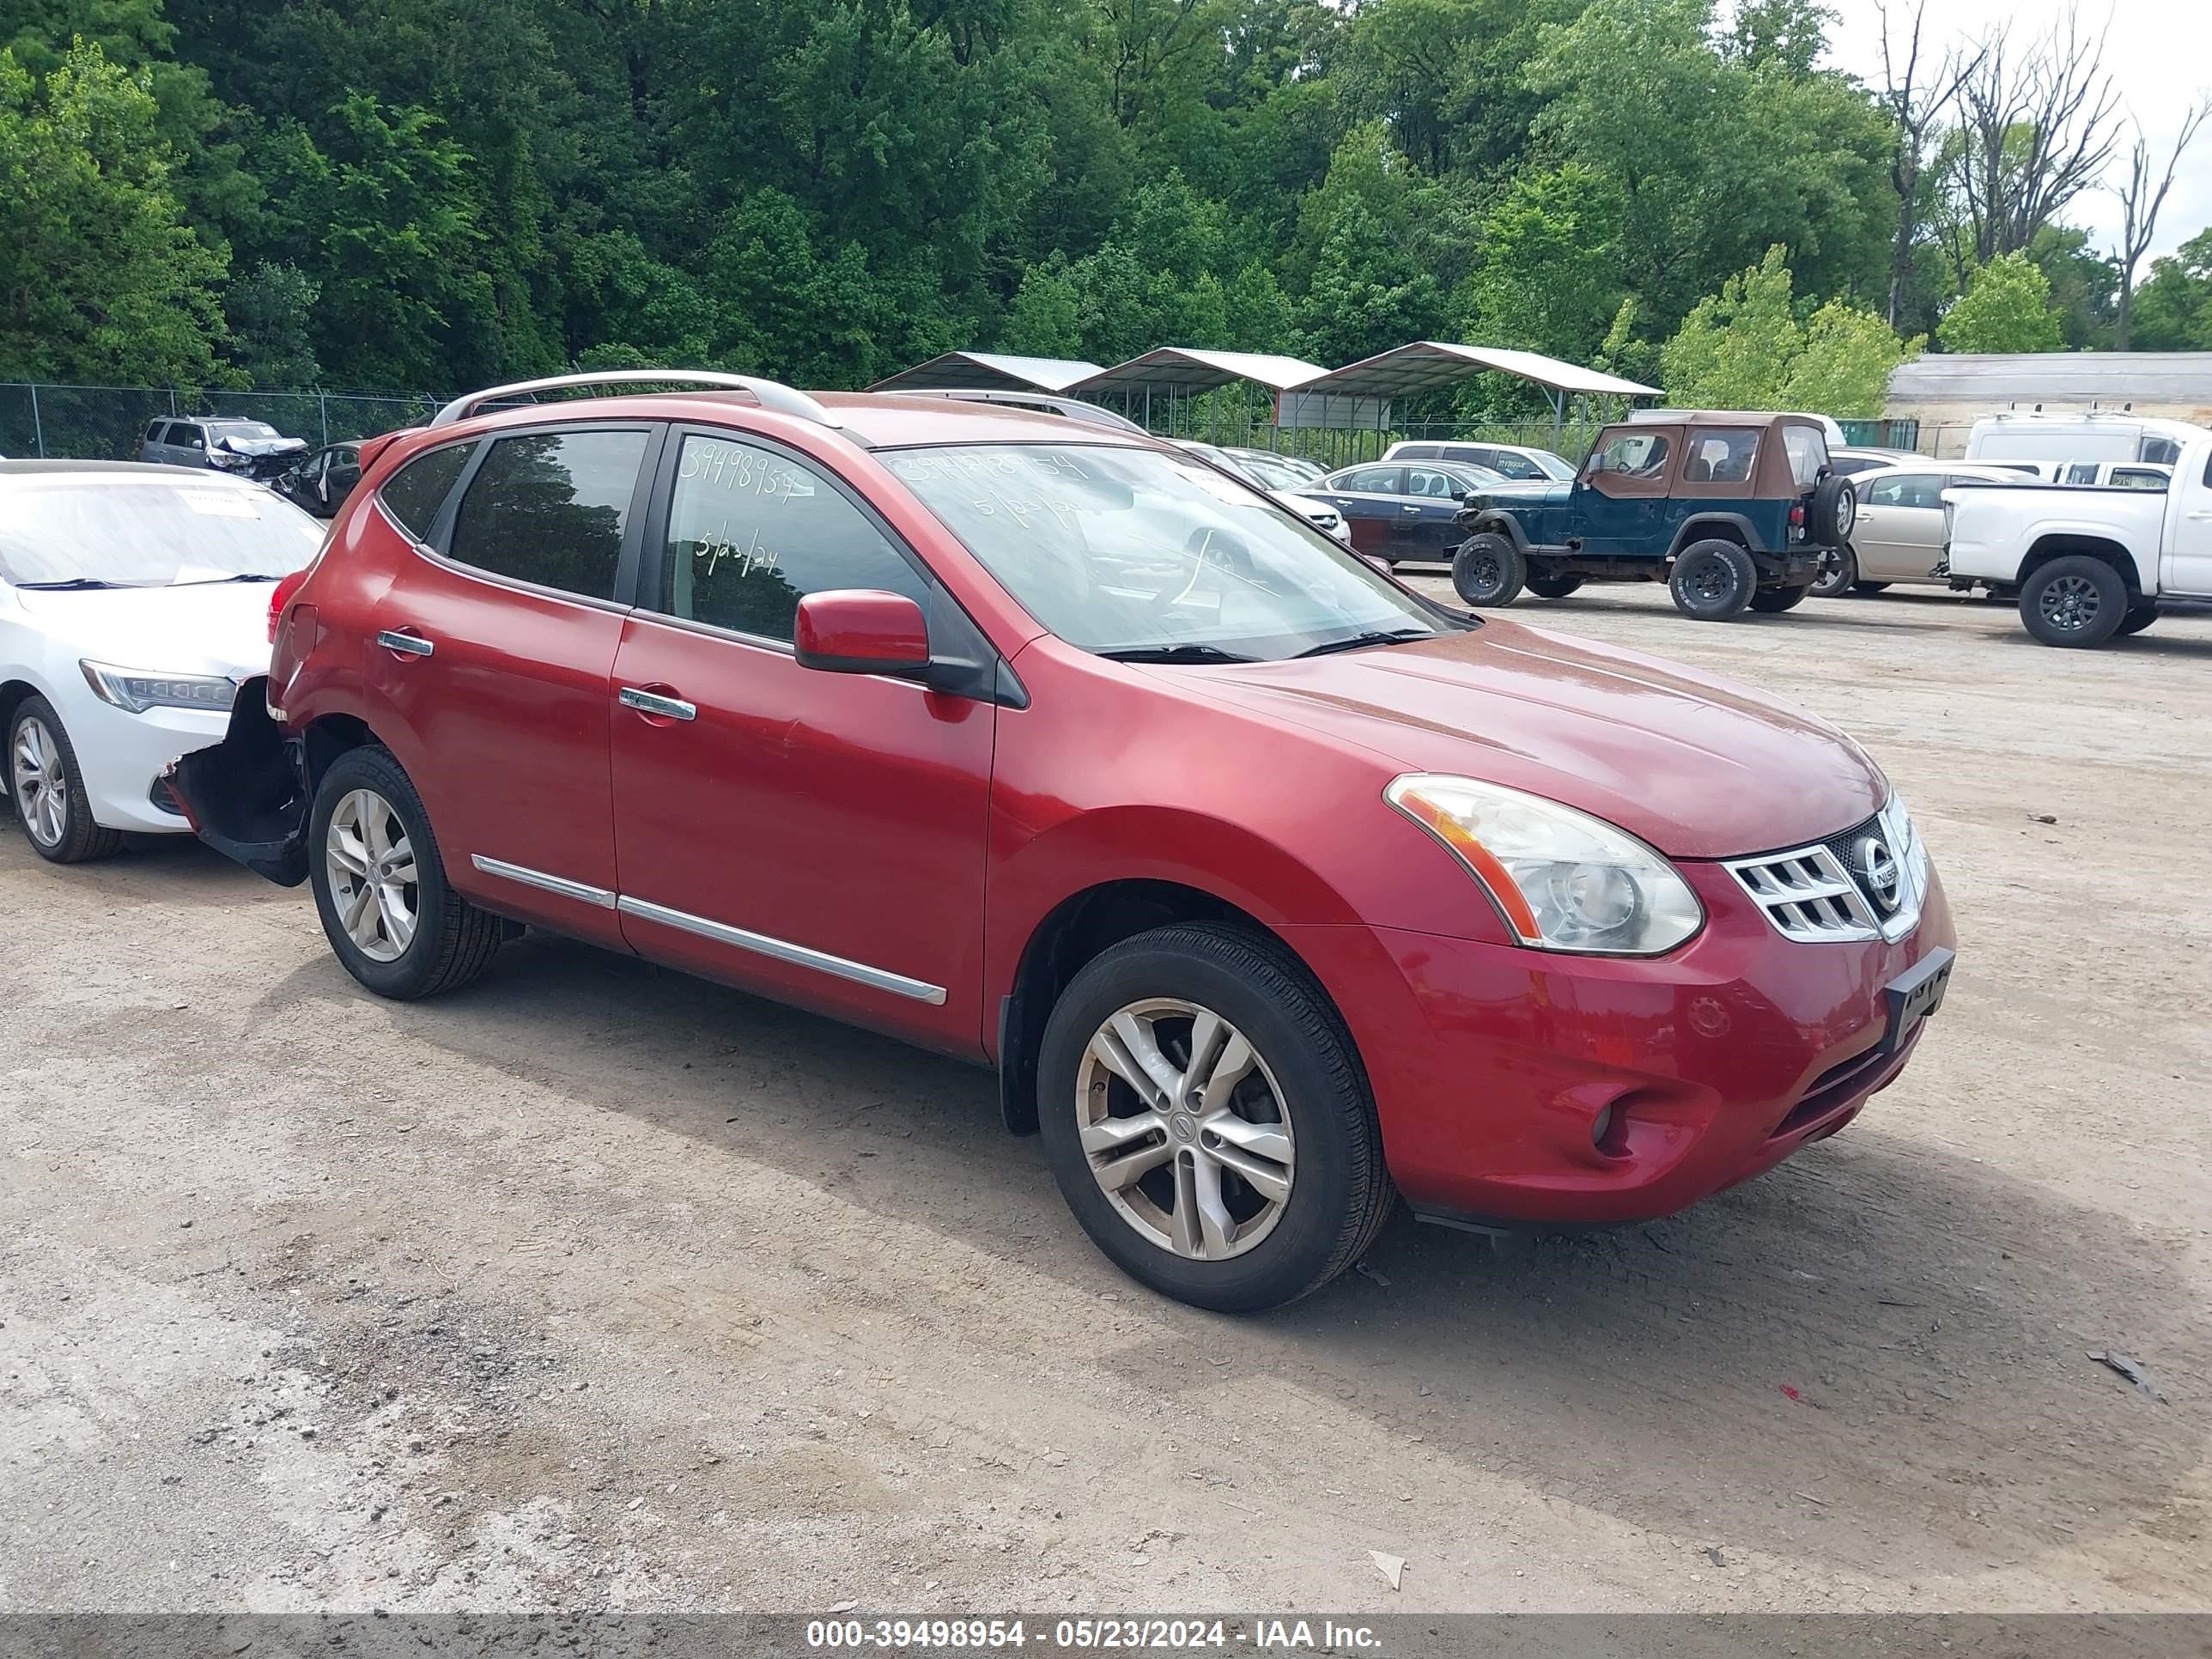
[[1944, 428, 2212, 647]]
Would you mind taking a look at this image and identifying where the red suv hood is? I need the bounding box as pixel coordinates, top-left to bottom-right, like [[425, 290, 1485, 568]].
[[1182, 620, 1887, 859]]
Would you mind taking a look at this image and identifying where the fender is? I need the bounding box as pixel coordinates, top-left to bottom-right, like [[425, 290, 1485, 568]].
[[1458, 509, 1531, 551], [1667, 514, 1762, 556]]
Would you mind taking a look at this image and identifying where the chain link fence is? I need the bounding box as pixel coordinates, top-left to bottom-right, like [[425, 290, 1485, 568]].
[[0, 384, 438, 462]]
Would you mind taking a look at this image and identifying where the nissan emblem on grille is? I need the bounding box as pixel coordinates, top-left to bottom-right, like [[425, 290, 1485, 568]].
[[1859, 833, 1901, 912]]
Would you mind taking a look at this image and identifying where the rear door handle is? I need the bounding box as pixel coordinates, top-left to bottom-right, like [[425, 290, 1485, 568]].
[[376, 629, 434, 658], [1401, 503, 1423, 513], [619, 686, 696, 722], [2187, 510, 2212, 521]]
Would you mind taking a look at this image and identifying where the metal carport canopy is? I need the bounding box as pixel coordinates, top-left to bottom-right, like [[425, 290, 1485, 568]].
[[1073, 348, 1331, 395], [1279, 342, 1660, 428], [866, 352, 1104, 394]]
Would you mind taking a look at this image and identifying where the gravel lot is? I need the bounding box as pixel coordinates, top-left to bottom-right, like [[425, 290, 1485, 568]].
[[3, 581, 2206, 1616]]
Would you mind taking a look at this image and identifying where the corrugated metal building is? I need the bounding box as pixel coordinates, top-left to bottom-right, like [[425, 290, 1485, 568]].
[[1887, 352, 2212, 455]]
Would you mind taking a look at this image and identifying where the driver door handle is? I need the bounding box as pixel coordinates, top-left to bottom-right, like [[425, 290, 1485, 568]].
[[376, 629, 434, 659], [619, 686, 696, 722]]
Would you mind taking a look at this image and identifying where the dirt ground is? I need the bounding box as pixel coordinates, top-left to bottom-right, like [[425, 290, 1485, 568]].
[[2, 580, 2206, 1617]]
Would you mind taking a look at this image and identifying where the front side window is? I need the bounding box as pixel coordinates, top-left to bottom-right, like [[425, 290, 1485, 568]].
[[1407, 466, 1463, 499], [1867, 473, 1941, 510], [176, 425, 205, 451], [379, 442, 476, 542], [657, 434, 925, 641], [1782, 426, 1826, 486], [1589, 431, 1673, 483], [446, 428, 648, 601], [882, 443, 1462, 662]]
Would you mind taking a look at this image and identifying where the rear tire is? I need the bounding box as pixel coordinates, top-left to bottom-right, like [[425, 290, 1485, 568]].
[[2020, 556, 2127, 648], [308, 744, 501, 999], [1036, 922, 1395, 1313], [1451, 533, 1525, 607], [1525, 571, 1583, 599], [7, 696, 125, 864], [1668, 539, 1757, 620], [1749, 584, 1811, 613]]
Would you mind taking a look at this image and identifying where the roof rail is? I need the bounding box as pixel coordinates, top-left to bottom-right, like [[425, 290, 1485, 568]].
[[893, 388, 1148, 435], [428, 370, 845, 431]]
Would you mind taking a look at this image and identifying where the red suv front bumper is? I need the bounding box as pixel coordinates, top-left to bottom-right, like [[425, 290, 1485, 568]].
[[1283, 861, 1956, 1226]]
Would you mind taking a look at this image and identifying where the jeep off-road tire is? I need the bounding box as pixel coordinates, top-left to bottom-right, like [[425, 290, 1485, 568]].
[[1525, 571, 1583, 599], [1749, 583, 1812, 613], [1451, 533, 1525, 606], [308, 744, 503, 999], [1036, 922, 1396, 1313], [1668, 539, 1758, 620], [2020, 555, 2127, 648], [1809, 474, 1857, 544]]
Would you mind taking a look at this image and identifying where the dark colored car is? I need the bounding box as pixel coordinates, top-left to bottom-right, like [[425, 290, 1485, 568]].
[[168, 371, 1954, 1314], [273, 442, 365, 520], [1450, 414, 1858, 620], [1300, 459, 1504, 568], [138, 417, 309, 481]]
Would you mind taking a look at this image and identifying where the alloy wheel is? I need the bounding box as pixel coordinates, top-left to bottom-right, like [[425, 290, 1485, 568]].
[[325, 787, 419, 963], [1075, 998, 1295, 1261], [10, 717, 67, 848], [2039, 574, 2101, 634]]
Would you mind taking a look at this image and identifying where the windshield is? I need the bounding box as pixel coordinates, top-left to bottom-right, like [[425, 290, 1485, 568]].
[[1235, 451, 1322, 490], [210, 422, 283, 441], [1529, 451, 1577, 481], [0, 481, 324, 586], [882, 444, 1466, 661]]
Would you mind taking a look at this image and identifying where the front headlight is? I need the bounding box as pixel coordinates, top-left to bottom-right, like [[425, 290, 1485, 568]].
[[1385, 774, 1704, 956], [79, 660, 239, 715]]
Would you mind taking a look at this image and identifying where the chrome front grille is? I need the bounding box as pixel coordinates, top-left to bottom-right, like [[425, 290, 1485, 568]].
[[1725, 796, 1928, 945]]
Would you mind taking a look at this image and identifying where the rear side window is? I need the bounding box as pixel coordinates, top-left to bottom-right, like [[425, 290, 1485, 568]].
[[2112, 468, 2167, 490], [1782, 426, 1826, 487], [1394, 444, 1438, 459], [2063, 462, 2099, 485], [656, 434, 925, 642], [144, 421, 166, 443], [1340, 466, 1399, 492], [378, 442, 476, 542], [1683, 428, 1758, 484], [446, 429, 649, 601]]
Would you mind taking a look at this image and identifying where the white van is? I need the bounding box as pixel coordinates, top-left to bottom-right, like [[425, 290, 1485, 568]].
[[1962, 412, 2203, 468]]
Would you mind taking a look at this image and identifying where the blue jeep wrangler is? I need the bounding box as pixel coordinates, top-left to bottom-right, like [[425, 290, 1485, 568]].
[[1449, 413, 1858, 620]]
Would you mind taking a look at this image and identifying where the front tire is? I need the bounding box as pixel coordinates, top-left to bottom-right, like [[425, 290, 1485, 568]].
[[8, 697, 124, 864], [2116, 604, 2159, 637], [1669, 539, 1758, 620], [2020, 556, 2127, 648], [308, 745, 501, 999], [1809, 544, 1857, 599], [1036, 922, 1395, 1312], [1451, 533, 1525, 607]]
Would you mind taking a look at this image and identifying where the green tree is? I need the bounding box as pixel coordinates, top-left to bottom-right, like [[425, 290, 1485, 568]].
[[1937, 252, 2065, 354], [1462, 164, 1626, 365], [0, 40, 228, 383], [1661, 246, 1913, 417], [2130, 228, 2212, 350], [223, 259, 319, 386]]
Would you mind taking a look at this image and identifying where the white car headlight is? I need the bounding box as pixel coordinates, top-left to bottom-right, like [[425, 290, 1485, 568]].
[[80, 660, 239, 714], [1385, 774, 1704, 956]]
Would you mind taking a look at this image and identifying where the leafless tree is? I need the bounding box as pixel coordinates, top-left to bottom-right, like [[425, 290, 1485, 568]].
[[1875, 0, 1981, 326], [2112, 98, 2211, 349], [1945, 9, 2122, 281]]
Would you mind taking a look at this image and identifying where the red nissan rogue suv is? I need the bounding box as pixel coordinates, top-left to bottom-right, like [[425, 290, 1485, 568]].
[[172, 372, 1955, 1312]]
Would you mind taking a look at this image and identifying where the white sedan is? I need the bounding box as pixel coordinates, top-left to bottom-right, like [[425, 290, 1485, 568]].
[[1, 462, 323, 862]]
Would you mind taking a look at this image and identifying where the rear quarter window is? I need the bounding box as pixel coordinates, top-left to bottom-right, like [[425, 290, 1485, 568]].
[[377, 441, 477, 542], [1782, 426, 1826, 487]]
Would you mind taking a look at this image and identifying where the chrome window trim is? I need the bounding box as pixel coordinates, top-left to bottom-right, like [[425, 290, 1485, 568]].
[[617, 896, 947, 1005], [618, 607, 933, 692], [470, 855, 617, 909]]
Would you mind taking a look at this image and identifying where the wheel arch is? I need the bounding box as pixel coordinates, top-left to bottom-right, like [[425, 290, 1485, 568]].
[[1462, 512, 1528, 550], [2020, 534, 2144, 596], [1667, 514, 1759, 556]]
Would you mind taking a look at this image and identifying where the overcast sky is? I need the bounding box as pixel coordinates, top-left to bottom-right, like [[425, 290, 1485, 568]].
[[1815, 0, 2212, 264]]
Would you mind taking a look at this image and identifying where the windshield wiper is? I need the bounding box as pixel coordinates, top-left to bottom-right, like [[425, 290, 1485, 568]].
[[1293, 628, 1434, 659], [13, 577, 131, 591], [172, 574, 281, 585], [1097, 643, 1256, 665]]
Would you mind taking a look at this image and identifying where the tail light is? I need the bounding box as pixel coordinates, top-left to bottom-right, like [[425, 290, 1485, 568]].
[[267, 568, 309, 643], [1789, 502, 1806, 526]]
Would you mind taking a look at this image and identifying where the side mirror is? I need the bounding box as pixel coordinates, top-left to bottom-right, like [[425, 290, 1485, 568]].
[[793, 589, 932, 677]]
